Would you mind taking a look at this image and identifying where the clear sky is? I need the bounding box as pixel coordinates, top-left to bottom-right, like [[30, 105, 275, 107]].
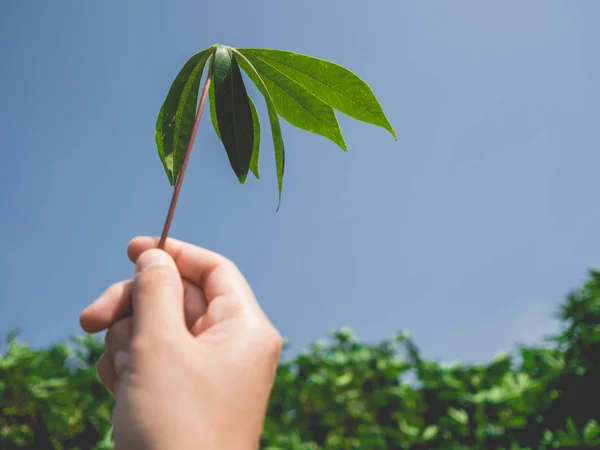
[[1, 1, 599, 363]]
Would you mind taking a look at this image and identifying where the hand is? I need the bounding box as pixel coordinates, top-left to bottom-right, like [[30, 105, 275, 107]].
[[79, 237, 282, 450]]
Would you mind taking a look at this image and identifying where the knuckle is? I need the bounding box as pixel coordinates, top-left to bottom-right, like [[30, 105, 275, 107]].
[[259, 324, 283, 360], [243, 314, 283, 360], [269, 328, 283, 357], [220, 257, 239, 273]]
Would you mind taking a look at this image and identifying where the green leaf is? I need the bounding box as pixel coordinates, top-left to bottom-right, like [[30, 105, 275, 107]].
[[155, 46, 213, 184], [209, 78, 220, 140], [422, 425, 439, 441], [233, 48, 285, 209], [237, 50, 346, 151], [238, 48, 397, 140], [210, 79, 260, 181], [448, 407, 469, 425], [566, 417, 579, 438], [583, 420, 600, 443], [555, 429, 579, 446], [399, 419, 420, 438], [498, 416, 527, 429], [213, 45, 254, 182], [248, 95, 261, 180], [335, 372, 353, 387], [542, 429, 555, 445]]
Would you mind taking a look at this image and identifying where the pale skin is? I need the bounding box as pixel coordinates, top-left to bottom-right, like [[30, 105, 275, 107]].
[[79, 236, 283, 450]]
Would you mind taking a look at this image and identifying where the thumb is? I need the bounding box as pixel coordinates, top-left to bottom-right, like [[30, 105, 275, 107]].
[[132, 248, 186, 338]]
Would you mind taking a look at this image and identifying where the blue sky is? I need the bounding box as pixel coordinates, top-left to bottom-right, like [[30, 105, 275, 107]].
[[1, 1, 599, 363]]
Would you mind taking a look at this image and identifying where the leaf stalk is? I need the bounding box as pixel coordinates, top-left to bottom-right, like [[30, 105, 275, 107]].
[[157, 58, 215, 249]]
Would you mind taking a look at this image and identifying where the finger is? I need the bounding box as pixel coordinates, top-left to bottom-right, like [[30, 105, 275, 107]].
[[128, 236, 255, 307], [104, 317, 133, 358], [182, 281, 207, 330], [132, 249, 185, 338], [80, 280, 133, 333], [80, 278, 207, 333], [96, 318, 133, 397], [96, 352, 116, 396], [104, 318, 133, 390]]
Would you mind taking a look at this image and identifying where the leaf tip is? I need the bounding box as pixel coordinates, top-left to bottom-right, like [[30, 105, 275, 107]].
[[167, 171, 175, 186], [276, 194, 282, 212]]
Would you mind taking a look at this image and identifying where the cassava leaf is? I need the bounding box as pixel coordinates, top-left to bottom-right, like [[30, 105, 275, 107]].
[[209, 78, 220, 140], [238, 48, 397, 140], [248, 95, 261, 179], [233, 48, 285, 209], [155, 46, 213, 184], [210, 79, 260, 181], [213, 45, 254, 182], [237, 50, 346, 150], [157, 44, 396, 211]]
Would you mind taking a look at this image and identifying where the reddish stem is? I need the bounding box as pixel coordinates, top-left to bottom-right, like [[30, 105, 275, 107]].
[[158, 63, 214, 250], [117, 62, 214, 322]]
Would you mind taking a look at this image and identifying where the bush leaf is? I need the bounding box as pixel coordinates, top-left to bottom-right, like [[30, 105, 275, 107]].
[[239, 48, 397, 140], [237, 50, 346, 150], [233, 49, 285, 209], [448, 407, 469, 425], [213, 45, 254, 182], [155, 46, 213, 184], [584, 420, 600, 443]]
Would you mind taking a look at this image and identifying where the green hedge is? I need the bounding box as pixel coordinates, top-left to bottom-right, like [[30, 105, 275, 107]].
[[1, 271, 599, 449]]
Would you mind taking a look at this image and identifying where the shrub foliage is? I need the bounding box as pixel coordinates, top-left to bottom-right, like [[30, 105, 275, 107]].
[[1, 272, 599, 449]]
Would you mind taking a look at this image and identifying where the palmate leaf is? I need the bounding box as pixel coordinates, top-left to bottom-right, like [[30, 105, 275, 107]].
[[212, 45, 254, 182], [155, 46, 214, 185], [156, 44, 395, 209]]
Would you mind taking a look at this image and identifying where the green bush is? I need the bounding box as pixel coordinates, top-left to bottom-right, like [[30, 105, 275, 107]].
[[1, 271, 599, 449]]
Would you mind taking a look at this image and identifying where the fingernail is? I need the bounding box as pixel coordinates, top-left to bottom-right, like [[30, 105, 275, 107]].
[[136, 249, 170, 273]]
